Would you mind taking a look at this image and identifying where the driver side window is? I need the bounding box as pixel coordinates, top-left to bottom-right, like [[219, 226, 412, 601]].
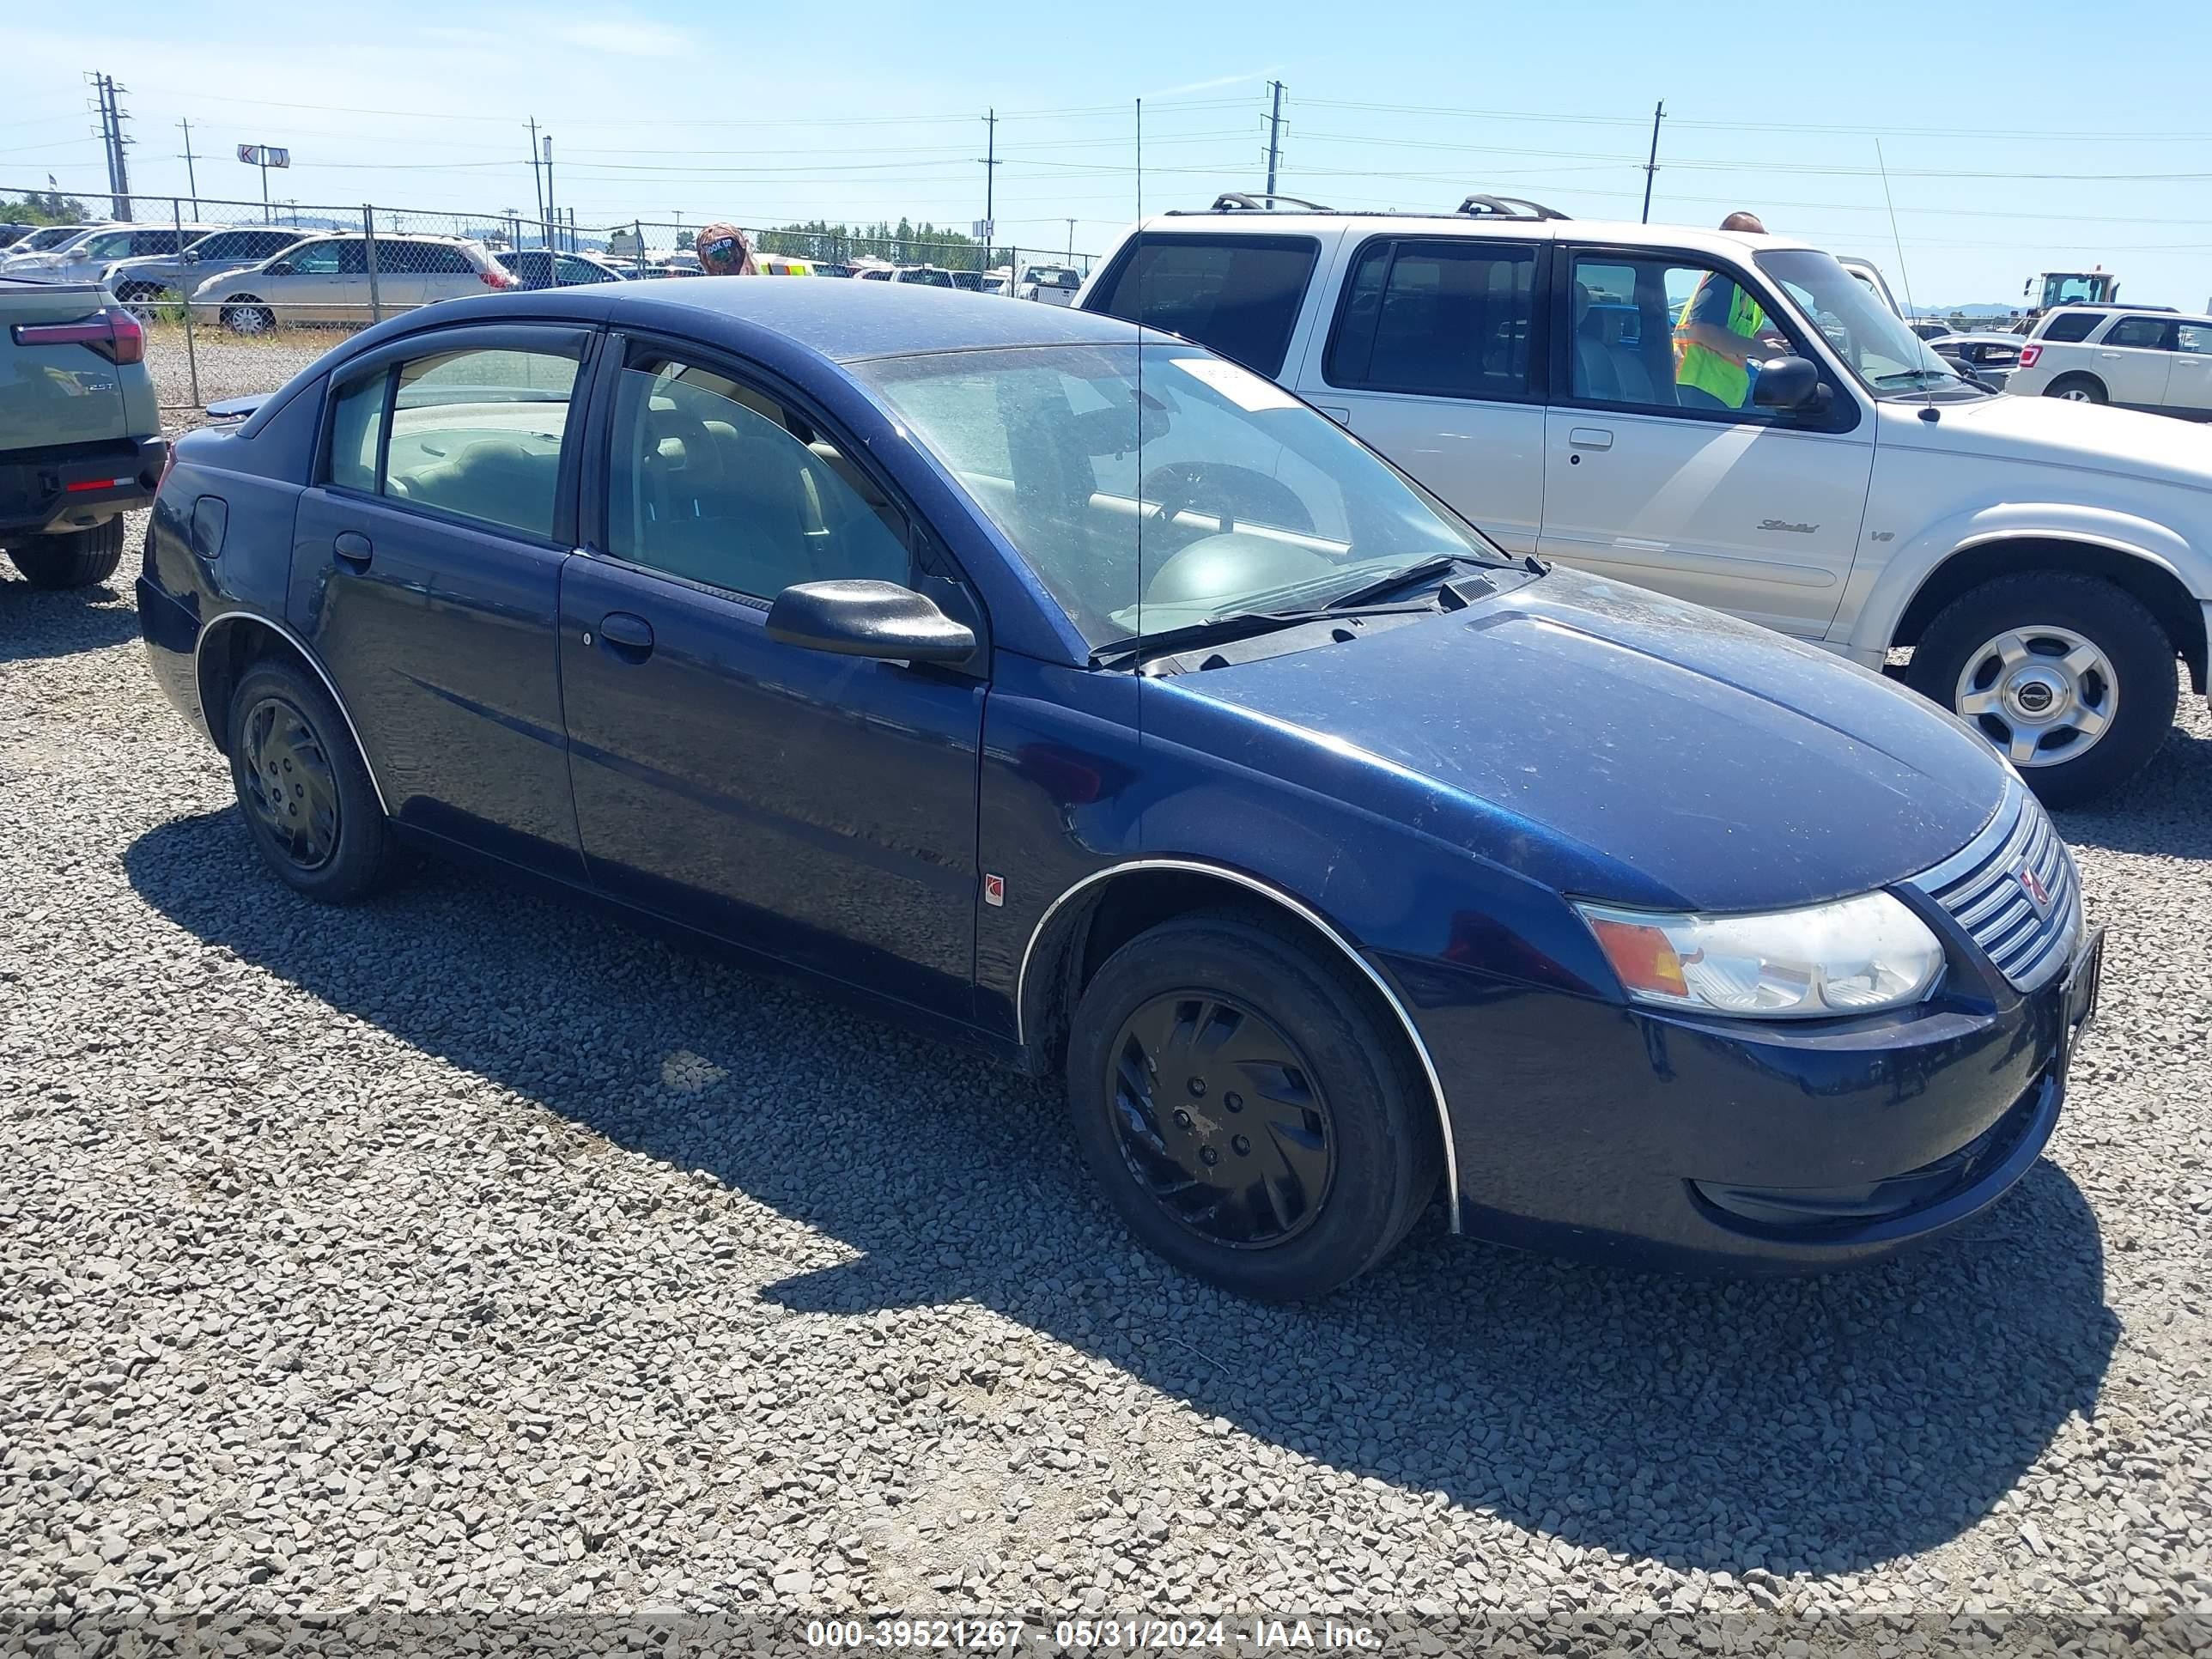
[[287, 242, 343, 275], [605, 357, 911, 600], [1569, 253, 1790, 416]]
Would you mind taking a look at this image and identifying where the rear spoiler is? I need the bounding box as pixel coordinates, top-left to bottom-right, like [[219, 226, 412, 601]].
[[204, 394, 265, 423]]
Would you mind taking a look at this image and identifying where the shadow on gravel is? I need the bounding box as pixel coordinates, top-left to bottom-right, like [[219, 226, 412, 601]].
[[0, 577, 139, 664], [2050, 724, 2212, 860], [127, 809, 2118, 1578]]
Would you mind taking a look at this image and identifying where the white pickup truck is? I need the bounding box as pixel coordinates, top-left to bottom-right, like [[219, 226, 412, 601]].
[[1079, 198, 2212, 804]]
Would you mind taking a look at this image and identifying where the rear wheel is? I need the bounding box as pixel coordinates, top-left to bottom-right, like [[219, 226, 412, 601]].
[[8, 519, 125, 589], [2045, 373, 2106, 404], [1065, 911, 1440, 1301], [226, 659, 395, 902], [221, 298, 276, 335], [1906, 573, 2175, 805], [114, 280, 168, 323]]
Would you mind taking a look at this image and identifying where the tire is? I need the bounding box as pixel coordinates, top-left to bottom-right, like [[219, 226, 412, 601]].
[[8, 518, 125, 590], [2045, 373, 2106, 404], [226, 659, 395, 902], [114, 281, 167, 323], [221, 298, 275, 335], [1065, 910, 1441, 1301], [1906, 573, 2176, 806]]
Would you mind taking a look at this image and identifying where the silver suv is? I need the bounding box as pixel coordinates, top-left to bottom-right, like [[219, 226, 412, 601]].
[[102, 227, 315, 318], [189, 233, 518, 331]]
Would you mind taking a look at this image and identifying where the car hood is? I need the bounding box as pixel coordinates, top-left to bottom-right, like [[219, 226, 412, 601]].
[[1155, 566, 2010, 913], [1882, 392, 2212, 494]]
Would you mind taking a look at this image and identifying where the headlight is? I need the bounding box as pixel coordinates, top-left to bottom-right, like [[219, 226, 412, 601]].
[[1576, 891, 1943, 1019]]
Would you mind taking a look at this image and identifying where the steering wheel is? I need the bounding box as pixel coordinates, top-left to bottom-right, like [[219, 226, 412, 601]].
[[1142, 462, 1316, 538]]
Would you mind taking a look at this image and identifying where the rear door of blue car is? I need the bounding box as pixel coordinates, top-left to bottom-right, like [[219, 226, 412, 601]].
[[553, 332, 988, 1020], [289, 321, 598, 874]]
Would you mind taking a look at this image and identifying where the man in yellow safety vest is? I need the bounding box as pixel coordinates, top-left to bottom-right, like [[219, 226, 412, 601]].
[[1674, 212, 1788, 410]]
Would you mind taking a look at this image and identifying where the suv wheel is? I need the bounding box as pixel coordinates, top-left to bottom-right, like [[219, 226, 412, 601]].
[[2045, 373, 2106, 404], [226, 659, 395, 902], [221, 298, 276, 335], [113, 281, 167, 323], [8, 519, 125, 590], [1907, 574, 2175, 805], [1065, 911, 1440, 1301]]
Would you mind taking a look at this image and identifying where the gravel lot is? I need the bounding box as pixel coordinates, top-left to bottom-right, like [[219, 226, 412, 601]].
[[3, 517, 2209, 1653]]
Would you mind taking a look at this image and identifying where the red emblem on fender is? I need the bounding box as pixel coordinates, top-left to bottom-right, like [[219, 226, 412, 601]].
[[983, 873, 1006, 907]]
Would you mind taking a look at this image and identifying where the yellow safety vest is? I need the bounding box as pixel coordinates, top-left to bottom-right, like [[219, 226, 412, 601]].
[[1675, 281, 1766, 407]]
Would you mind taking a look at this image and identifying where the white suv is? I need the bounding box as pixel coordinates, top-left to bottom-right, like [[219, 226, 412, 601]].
[[2007, 307, 2212, 418], [1079, 194, 2212, 803]]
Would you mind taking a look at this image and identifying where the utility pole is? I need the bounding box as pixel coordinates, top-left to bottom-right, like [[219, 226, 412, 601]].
[[979, 107, 1000, 251], [542, 135, 557, 252], [178, 117, 200, 216], [88, 73, 133, 220], [1264, 79, 1285, 199], [527, 118, 546, 243], [1640, 100, 1664, 223], [1066, 218, 1076, 261]]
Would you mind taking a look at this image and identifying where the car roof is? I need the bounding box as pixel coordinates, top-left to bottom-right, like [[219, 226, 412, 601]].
[[1127, 207, 1820, 260], [289, 228, 483, 246]]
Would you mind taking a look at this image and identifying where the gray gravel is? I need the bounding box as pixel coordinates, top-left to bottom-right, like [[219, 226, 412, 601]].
[[3, 538, 2209, 1652]]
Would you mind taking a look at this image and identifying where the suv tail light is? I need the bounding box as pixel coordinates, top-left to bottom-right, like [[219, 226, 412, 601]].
[[2018, 343, 2042, 368], [10, 307, 144, 365], [481, 268, 517, 289]]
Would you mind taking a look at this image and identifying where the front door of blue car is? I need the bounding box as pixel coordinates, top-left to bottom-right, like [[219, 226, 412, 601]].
[[555, 343, 987, 1020]]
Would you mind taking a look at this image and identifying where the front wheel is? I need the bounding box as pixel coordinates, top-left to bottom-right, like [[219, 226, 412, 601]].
[[1065, 911, 1440, 1301], [226, 659, 396, 902], [221, 298, 276, 335], [1907, 573, 2176, 805], [8, 518, 125, 589], [113, 281, 168, 323]]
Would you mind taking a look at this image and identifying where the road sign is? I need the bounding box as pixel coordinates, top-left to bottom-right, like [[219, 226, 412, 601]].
[[972, 219, 994, 242], [237, 145, 290, 168]]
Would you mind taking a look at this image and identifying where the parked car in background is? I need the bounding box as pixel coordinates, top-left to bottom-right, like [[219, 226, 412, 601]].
[[631, 261, 704, 281], [495, 247, 630, 290], [1019, 264, 1081, 305], [2007, 308, 2212, 418], [1927, 331, 2025, 392], [0, 279, 166, 590], [0, 223, 121, 276], [0, 223, 37, 250], [102, 226, 315, 318], [1080, 197, 2212, 802], [191, 233, 517, 331], [6, 222, 221, 286], [136, 280, 2100, 1298]]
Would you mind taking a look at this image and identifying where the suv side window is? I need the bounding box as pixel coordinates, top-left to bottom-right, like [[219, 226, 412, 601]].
[[416, 246, 477, 276], [2106, 316, 2176, 350], [556, 255, 611, 285], [1324, 237, 1537, 399], [1085, 234, 1320, 377], [1567, 252, 1796, 416], [130, 231, 181, 256], [287, 242, 343, 275], [335, 241, 372, 276], [2040, 312, 2101, 343], [2179, 324, 2212, 355], [605, 356, 910, 599]]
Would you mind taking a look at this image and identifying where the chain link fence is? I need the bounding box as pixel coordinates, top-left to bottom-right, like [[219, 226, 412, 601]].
[[1, 189, 1099, 412]]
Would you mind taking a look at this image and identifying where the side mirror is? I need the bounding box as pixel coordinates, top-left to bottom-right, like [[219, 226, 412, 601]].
[[765, 579, 977, 665], [1751, 355, 1830, 414]]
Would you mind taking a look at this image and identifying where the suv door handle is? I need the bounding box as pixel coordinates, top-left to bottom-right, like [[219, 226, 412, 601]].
[[1569, 428, 1613, 450], [333, 532, 373, 570], [597, 611, 654, 660]]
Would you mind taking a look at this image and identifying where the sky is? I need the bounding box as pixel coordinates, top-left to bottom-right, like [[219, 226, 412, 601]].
[[7, 0, 2210, 307]]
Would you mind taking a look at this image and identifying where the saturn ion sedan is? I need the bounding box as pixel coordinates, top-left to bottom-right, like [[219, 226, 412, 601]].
[[137, 281, 2105, 1300]]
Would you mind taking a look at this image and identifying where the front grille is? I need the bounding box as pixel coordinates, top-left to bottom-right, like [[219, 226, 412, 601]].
[[1907, 782, 2081, 994]]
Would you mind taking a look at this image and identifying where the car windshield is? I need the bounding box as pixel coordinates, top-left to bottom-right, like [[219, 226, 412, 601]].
[[1755, 249, 1973, 398], [856, 343, 1503, 649]]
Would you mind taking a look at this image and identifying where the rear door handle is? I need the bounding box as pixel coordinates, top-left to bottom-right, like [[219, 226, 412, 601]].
[[596, 611, 654, 660], [332, 531, 373, 570], [1569, 428, 1613, 450]]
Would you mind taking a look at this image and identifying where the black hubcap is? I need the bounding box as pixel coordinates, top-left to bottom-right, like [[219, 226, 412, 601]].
[[239, 696, 340, 871], [1106, 992, 1334, 1249]]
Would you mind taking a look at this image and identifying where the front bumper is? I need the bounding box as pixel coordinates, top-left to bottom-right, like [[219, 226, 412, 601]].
[[0, 436, 167, 538], [1407, 925, 2100, 1273]]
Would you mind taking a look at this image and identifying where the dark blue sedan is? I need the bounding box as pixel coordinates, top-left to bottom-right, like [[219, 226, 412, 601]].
[[137, 281, 2104, 1299]]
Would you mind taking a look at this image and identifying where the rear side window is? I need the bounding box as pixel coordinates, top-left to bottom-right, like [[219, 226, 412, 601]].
[[415, 246, 478, 276], [1085, 234, 1319, 377], [2040, 312, 2100, 343], [1325, 237, 1537, 398], [2106, 316, 2175, 350]]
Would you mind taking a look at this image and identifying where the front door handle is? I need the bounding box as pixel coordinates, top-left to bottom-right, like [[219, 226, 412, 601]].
[[1568, 428, 1613, 450], [333, 531, 373, 570], [597, 611, 654, 660]]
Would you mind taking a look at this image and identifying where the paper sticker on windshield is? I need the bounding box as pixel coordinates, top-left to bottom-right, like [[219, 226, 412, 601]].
[[1168, 356, 1301, 412]]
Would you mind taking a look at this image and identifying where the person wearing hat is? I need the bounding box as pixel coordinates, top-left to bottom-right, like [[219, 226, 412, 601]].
[[696, 223, 758, 276]]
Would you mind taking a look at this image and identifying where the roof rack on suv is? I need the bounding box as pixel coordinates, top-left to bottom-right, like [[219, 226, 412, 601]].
[[1205, 192, 1334, 213], [1456, 194, 1571, 222]]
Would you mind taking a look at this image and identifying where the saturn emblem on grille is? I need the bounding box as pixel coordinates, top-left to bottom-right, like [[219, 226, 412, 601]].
[[2017, 861, 2054, 916]]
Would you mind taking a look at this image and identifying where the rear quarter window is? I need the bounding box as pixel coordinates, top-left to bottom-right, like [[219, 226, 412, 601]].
[[2039, 312, 2100, 343], [1085, 233, 1320, 377]]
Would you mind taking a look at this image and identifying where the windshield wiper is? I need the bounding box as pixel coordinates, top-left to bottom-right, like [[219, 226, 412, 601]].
[[1088, 601, 1440, 669], [1872, 368, 1964, 391], [1321, 552, 1494, 611]]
